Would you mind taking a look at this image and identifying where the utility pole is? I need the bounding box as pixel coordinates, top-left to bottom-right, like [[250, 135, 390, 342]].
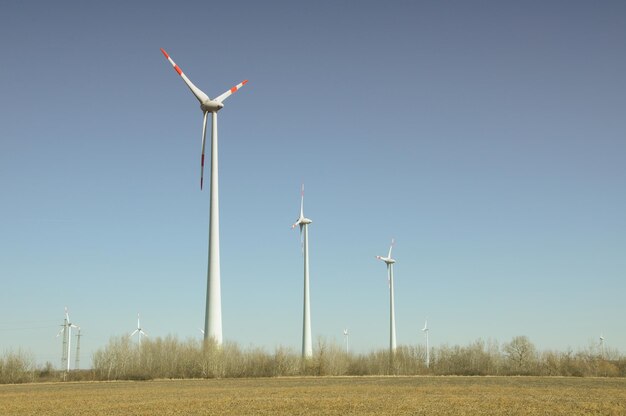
[[75, 328, 82, 370]]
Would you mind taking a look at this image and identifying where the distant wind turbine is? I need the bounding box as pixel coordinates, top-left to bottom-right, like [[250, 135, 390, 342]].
[[343, 329, 349, 354], [130, 313, 148, 344], [600, 334, 605, 359], [422, 319, 429, 368], [56, 307, 78, 372], [292, 184, 313, 359], [376, 239, 397, 354], [161, 48, 248, 346]]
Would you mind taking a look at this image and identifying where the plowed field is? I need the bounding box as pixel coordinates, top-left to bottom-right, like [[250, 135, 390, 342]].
[[1, 376, 625, 415]]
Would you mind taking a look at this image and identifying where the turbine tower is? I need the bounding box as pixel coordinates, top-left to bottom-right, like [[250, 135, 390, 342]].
[[377, 239, 397, 354], [343, 328, 349, 354], [130, 313, 148, 345], [161, 48, 248, 345], [56, 307, 78, 372], [292, 184, 313, 359], [422, 319, 429, 368]]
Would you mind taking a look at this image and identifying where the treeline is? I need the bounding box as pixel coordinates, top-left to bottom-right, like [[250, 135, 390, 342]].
[[1, 336, 625, 384], [0, 350, 36, 384], [91, 335, 624, 380]]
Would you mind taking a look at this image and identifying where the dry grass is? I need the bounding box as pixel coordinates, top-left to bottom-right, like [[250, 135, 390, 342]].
[[1, 376, 625, 415]]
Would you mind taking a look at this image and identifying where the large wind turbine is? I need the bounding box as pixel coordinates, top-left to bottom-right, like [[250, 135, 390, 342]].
[[377, 239, 397, 354], [422, 319, 430, 368], [161, 48, 248, 345], [56, 307, 78, 372], [292, 184, 313, 359], [130, 313, 148, 345]]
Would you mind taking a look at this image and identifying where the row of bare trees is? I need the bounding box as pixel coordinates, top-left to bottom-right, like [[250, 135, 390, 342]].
[[1, 336, 623, 383], [90, 335, 625, 380]]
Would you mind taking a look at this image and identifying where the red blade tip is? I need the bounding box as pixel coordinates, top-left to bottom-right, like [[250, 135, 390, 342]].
[[160, 48, 169, 58]]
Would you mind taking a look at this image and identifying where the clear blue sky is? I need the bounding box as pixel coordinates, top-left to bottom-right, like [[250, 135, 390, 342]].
[[1, 1, 625, 368]]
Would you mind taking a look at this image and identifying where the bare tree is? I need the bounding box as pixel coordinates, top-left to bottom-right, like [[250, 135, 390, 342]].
[[503, 336, 537, 374]]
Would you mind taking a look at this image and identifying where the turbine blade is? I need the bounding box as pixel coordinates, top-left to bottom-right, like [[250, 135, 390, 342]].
[[200, 112, 208, 190], [160, 48, 210, 103], [140, 330, 148, 337], [130, 329, 139, 337], [214, 79, 249, 103], [56, 327, 65, 337], [388, 238, 395, 258], [300, 224, 304, 254], [300, 184, 305, 218]]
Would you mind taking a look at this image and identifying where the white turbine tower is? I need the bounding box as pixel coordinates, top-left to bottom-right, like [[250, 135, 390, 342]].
[[422, 319, 430, 368], [377, 239, 397, 354], [56, 307, 78, 372], [161, 48, 248, 346], [130, 313, 148, 344], [292, 184, 313, 359], [343, 329, 349, 354]]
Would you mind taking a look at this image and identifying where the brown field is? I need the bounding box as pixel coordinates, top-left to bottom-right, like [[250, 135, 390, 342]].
[[1, 376, 625, 415]]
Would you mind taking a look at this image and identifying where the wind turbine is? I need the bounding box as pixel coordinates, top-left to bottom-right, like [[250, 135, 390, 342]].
[[600, 334, 605, 359], [422, 319, 429, 368], [292, 184, 313, 359], [343, 329, 349, 354], [56, 307, 78, 372], [130, 313, 148, 344], [376, 239, 397, 354], [161, 48, 248, 346]]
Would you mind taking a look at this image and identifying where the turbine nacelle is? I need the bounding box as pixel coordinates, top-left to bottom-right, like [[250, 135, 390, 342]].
[[201, 100, 225, 113], [298, 217, 312, 226], [376, 255, 396, 265], [292, 217, 313, 228]]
